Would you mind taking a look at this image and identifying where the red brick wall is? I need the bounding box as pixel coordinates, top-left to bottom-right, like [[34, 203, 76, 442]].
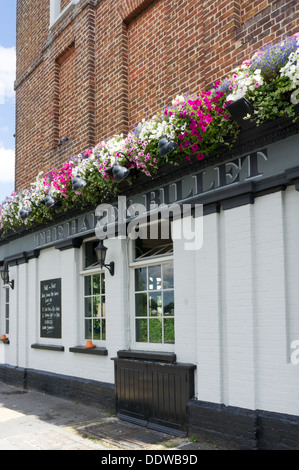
[[61, 0, 71, 11], [57, 44, 78, 142], [15, 0, 299, 191]]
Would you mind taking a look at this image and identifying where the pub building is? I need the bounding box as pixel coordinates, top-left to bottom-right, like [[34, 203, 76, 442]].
[[1, 0, 299, 451]]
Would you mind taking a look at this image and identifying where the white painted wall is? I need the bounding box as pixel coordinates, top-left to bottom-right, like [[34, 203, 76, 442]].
[[173, 186, 299, 416], [1, 185, 299, 417]]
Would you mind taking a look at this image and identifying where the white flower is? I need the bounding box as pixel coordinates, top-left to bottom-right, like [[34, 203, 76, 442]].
[[172, 95, 185, 106], [280, 50, 299, 89]]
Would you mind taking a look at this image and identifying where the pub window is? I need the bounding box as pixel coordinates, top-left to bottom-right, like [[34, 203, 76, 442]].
[[82, 240, 106, 342], [4, 287, 9, 335], [132, 220, 175, 345], [84, 272, 106, 341]]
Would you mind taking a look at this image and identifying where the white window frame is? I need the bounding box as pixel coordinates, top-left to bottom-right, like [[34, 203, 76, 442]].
[[2, 285, 10, 336], [80, 238, 106, 345], [129, 243, 175, 352], [50, 0, 80, 28]]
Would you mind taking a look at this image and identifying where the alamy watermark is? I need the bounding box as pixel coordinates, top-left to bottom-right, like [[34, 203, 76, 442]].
[[95, 196, 203, 251], [290, 340, 299, 365]]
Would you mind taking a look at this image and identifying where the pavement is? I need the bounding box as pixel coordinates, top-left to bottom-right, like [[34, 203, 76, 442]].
[[0, 380, 221, 451]]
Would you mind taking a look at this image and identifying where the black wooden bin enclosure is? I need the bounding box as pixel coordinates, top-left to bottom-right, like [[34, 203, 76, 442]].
[[113, 350, 196, 434]]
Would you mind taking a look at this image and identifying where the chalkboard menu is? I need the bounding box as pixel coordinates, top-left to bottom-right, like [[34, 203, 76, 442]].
[[40, 279, 62, 339]]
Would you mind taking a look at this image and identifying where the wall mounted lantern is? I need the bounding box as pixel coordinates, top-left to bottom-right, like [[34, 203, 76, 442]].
[[59, 136, 69, 146], [41, 194, 61, 209], [112, 161, 131, 182], [225, 97, 256, 130], [19, 207, 31, 220], [0, 264, 14, 289], [72, 175, 87, 191], [158, 135, 178, 157], [105, 153, 131, 183], [94, 240, 115, 276]]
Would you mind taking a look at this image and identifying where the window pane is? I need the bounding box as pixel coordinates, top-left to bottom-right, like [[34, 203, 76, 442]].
[[85, 241, 98, 268], [5, 304, 9, 318], [149, 318, 162, 343], [93, 319, 102, 340], [164, 318, 175, 343], [135, 293, 147, 317], [148, 265, 161, 290], [134, 221, 173, 259], [84, 297, 92, 317], [5, 288, 9, 302], [85, 319, 92, 339], [135, 267, 147, 291], [136, 319, 147, 342], [163, 291, 174, 316], [149, 292, 162, 316], [92, 319, 106, 341], [84, 276, 91, 296], [93, 274, 101, 295], [102, 296, 106, 317], [93, 297, 102, 318], [102, 320, 106, 340], [163, 263, 174, 289], [6, 320, 9, 335], [101, 274, 105, 294]]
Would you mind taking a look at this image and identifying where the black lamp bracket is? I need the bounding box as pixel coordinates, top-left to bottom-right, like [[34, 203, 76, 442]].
[[102, 261, 115, 276]]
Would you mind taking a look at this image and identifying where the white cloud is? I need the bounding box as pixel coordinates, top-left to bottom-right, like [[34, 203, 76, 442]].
[[0, 46, 16, 104], [0, 143, 15, 183]]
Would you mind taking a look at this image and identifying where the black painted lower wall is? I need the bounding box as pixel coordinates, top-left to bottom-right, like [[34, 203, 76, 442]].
[[188, 400, 299, 450], [0, 363, 115, 413], [0, 363, 298, 450]]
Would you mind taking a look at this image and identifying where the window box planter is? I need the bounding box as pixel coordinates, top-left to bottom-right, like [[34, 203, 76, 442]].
[[0, 107, 298, 246]]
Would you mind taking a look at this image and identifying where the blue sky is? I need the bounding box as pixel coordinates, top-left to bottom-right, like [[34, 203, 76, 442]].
[[0, 0, 16, 202]]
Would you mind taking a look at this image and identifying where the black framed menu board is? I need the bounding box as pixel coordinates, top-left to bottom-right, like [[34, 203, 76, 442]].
[[40, 279, 62, 339]]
